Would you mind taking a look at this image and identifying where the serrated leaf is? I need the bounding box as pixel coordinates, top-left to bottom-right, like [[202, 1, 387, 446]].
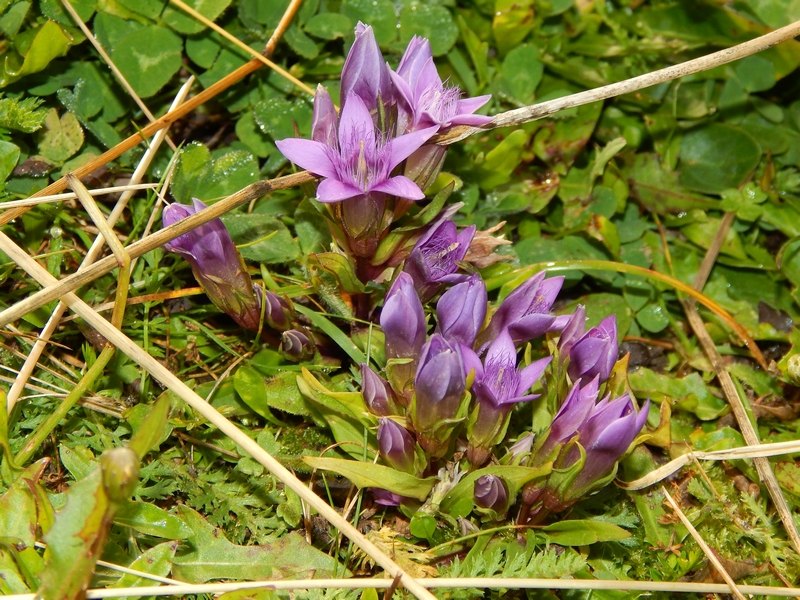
[[171, 505, 343, 582], [303, 456, 436, 500]]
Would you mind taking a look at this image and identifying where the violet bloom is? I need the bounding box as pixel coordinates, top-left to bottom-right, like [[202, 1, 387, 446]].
[[571, 394, 649, 490], [404, 219, 476, 301], [263, 291, 291, 331], [412, 334, 466, 439], [536, 377, 600, 460], [310, 85, 337, 146], [377, 418, 418, 474], [483, 272, 564, 344], [372, 488, 404, 506], [276, 93, 436, 204], [163, 199, 261, 331], [391, 36, 491, 133], [381, 272, 426, 361], [340, 23, 393, 113], [567, 316, 618, 383], [361, 363, 396, 416], [467, 331, 550, 465], [557, 305, 586, 357], [436, 275, 487, 347], [474, 475, 509, 513]]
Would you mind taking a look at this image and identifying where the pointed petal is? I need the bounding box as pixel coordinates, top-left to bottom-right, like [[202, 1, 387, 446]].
[[457, 95, 491, 114], [397, 36, 433, 82], [385, 126, 438, 170], [316, 179, 362, 203], [312, 86, 338, 145], [275, 138, 337, 178], [372, 175, 425, 200], [517, 356, 551, 393], [389, 70, 416, 111], [449, 113, 493, 127], [338, 93, 376, 150]]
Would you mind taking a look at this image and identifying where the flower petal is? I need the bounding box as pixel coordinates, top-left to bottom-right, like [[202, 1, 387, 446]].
[[316, 178, 363, 203], [385, 126, 438, 170], [372, 175, 426, 200], [275, 138, 337, 178], [339, 92, 376, 151]]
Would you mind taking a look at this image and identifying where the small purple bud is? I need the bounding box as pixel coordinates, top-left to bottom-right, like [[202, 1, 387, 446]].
[[404, 220, 475, 301], [508, 433, 534, 462], [474, 475, 508, 512], [412, 334, 466, 435], [567, 316, 618, 383], [557, 305, 586, 357], [341, 23, 393, 113], [311, 85, 337, 146], [381, 272, 426, 361], [162, 199, 261, 331], [280, 329, 315, 361], [263, 291, 291, 331], [377, 418, 417, 474], [436, 275, 487, 347], [372, 488, 404, 506], [485, 272, 564, 344], [361, 364, 395, 416]]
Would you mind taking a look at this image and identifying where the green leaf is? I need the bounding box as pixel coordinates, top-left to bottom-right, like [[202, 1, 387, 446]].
[[538, 519, 631, 545], [636, 302, 670, 333], [110, 541, 178, 591], [235, 365, 310, 418], [38, 109, 84, 163], [341, 0, 397, 43], [221, 213, 300, 264], [629, 368, 728, 420], [0, 460, 54, 547], [304, 13, 354, 40], [308, 252, 366, 293], [254, 96, 313, 141], [114, 502, 192, 539], [172, 505, 343, 582], [0, 140, 19, 187], [127, 393, 172, 460], [679, 124, 762, 194], [303, 456, 436, 500], [163, 0, 232, 34], [495, 44, 542, 106], [1, 20, 71, 86], [294, 305, 366, 365], [108, 25, 183, 98], [492, 0, 534, 56], [399, 2, 457, 56], [171, 144, 261, 203]]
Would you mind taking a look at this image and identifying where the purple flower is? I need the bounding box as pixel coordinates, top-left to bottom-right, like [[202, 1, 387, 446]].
[[404, 219, 475, 301], [311, 85, 337, 145], [474, 475, 509, 512], [391, 36, 491, 132], [377, 418, 417, 473], [280, 329, 315, 361], [372, 488, 404, 506], [537, 377, 600, 459], [436, 275, 487, 347], [341, 23, 393, 113], [380, 272, 426, 361], [412, 334, 466, 435], [361, 363, 396, 416], [484, 272, 564, 344], [556, 305, 586, 357], [567, 316, 618, 383], [162, 199, 261, 331], [571, 394, 649, 488], [263, 290, 291, 331], [467, 331, 550, 465], [276, 93, 436, 204]]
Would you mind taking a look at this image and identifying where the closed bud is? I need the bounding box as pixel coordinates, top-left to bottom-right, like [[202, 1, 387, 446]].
[[436, 274, 487, 348], [474, 475, 508, 513], [361, 364, 396, 416], [381, 272, 426, 361], [377, 418, 418, 474], [568, 316, 618, 383], [264, 291, 291, 331], [280, 329, 315, 362]]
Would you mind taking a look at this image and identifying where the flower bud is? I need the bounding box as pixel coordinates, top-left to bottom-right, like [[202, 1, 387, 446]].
[[361, 364, 396, 416], [404, 220, 475, 301], [381, 272, 426, 360], [163, 199, 262, 331], [280, 329, 315, 362], [263, 291, 291, 331], [411, 334, 466, 450], [567, 315, 618, 383], [436, 274, 487, 348], [377, 418, 418, 474], [484, 272, 564, 344], [557, 305, 586, 356], [341, 23, 393, 115], [372, 488, 404, 506], [474, 475, 508, 513]]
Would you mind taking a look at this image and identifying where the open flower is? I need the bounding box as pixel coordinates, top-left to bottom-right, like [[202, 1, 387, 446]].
[[276, 93, 436, 204], [404, 219, 475, 301], [483, 272, 564, 344], [162, 199, 261, 331], [391, 36, 491, 132]]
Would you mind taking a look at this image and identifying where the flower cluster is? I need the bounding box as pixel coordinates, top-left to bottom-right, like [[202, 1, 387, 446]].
[[276, 24, 490, 263], [360, 221, 648, 515]]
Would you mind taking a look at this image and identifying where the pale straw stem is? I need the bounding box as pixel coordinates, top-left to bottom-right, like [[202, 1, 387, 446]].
[[0, 184, 158, 209]]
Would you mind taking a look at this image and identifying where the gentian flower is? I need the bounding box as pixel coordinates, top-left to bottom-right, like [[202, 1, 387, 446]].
[[467, 330, 550, 465], [412, 334, 466, 455], [310, 85, 337, 146], [404, 219, 476, 301], [276, 93, 436, 204], [372, 489, 405, 506], [436, 274, 487, 347], [263, 290, 291, 331], [377, 418, 418, 474], [381, 272, 426, 361], [535, 377, 600, 460], [361, 363, 396, 416], [483, 272, 564, 344], [391, 36, 491, 132], [556, 305, 586, 357], [163, 199, 261, 331], [567, 316, 618, 383], [474, 475, 509, 513], [340, 23, 393, 114]]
